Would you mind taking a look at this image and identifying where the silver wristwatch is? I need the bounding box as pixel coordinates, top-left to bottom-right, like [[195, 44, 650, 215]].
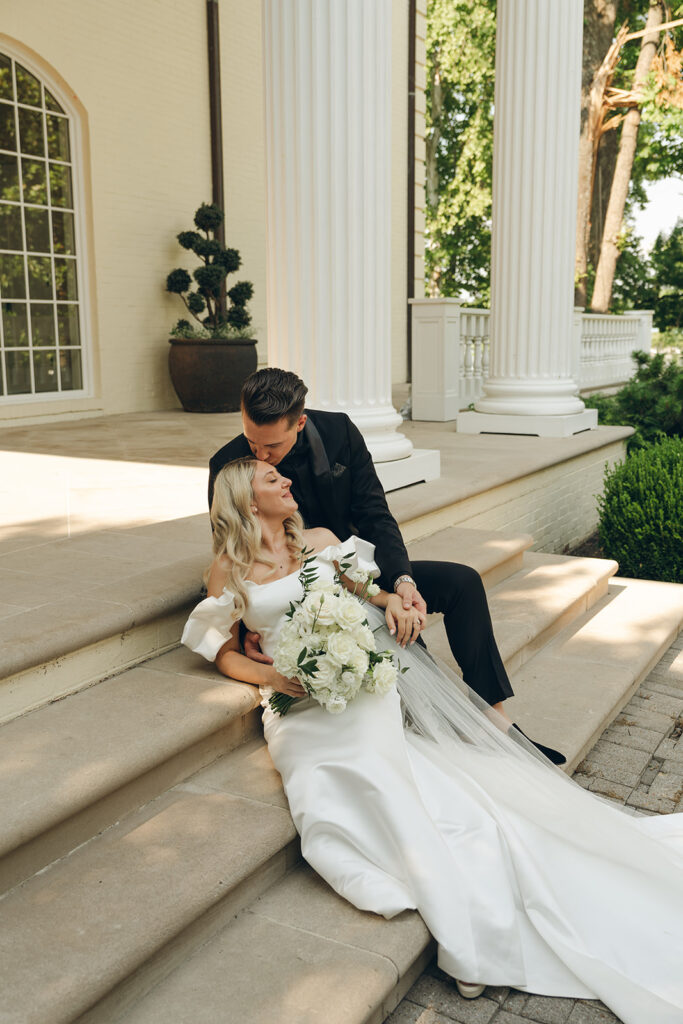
[[393, 574, 416, 592]]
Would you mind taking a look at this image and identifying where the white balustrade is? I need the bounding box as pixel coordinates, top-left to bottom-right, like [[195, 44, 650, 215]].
[[411, 300, 652, 421]]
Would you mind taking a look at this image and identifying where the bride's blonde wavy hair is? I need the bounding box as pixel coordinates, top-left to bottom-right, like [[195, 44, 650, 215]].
[[210, 458, 305, 617]]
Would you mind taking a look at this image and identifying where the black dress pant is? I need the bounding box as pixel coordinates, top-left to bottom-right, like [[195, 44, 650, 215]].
[[410, 561, 514, 706]]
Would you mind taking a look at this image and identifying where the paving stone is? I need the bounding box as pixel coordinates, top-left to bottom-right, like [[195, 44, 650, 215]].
[[638, 765, 660, 786], [521, 995, 575, 1023], [601, 723, 662, 753], [628, 691, 683, 717], [575, 757, 641, 790], [566, 1001, 620, 1023], [386, 1002, 453, 1024], [406, 976, 499, 1024], [626, 785, 676, 814], [483, 987, 510, 1005], [655, 736, 683, 762], [641, 679, 683, 699], [615, 706, 674, 732], [647, 770, 683, 804], [662, 757, 683, 777], [490, 1012, 531, 1024], [587, 777, 631, 803], [502, 991, 529, 1013], [571, 774, 592, 789], [580, 739, 651, 774]]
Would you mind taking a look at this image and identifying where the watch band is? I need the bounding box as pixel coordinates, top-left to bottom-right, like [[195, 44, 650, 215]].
[[393, 574, 416, 592]]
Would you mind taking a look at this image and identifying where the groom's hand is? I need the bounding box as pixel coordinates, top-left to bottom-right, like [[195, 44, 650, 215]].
[[395, 581, 427, 617], [243, 630, 274, 665]]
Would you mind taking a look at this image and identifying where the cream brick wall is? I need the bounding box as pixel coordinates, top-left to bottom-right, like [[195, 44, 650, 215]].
[[0, 0, 413, 424], [402, 440, 628, 555]]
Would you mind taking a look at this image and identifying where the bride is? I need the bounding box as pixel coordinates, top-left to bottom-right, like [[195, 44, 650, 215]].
[[182, 458, 683, 1024]]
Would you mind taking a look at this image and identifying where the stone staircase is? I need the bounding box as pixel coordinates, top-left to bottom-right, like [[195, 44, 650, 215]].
[[2, 524, 683, 1024]]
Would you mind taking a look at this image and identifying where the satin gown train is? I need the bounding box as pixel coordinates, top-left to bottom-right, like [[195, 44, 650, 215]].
[[182, 538, 683, 1024]]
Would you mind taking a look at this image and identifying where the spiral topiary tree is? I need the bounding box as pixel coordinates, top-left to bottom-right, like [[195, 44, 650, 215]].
[[165, 202, 254, 338]]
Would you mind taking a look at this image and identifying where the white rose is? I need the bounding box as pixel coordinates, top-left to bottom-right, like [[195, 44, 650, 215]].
[[310, 654, 339, 691], [325, 695, 347, 714], [365, 582, 380, 597], [354, 624, 376, 652], [302, 592, 338, 627], [273, 635, 304, 678], [336, 670, 363, 699], [326, 631, 360, 667], [333, 595, 366, 630], [309, 577, 336, 594], [348, 648, 369, 678], [370, 658, 397, 694]]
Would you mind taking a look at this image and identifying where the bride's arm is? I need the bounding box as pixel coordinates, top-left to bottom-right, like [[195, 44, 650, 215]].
[[206, 559, 307, 698], [213, 629, 306, 697]]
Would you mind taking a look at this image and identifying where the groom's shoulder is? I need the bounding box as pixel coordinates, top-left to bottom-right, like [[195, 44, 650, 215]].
[[306, 408, 356, 444], [209, 433, 251, 473]]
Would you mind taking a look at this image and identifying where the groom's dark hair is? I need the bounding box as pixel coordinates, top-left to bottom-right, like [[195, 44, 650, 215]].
[[241, 368, 308, 425]]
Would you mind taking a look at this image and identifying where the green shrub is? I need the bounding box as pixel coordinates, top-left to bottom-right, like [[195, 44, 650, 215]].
[[584, 350, 683, 451], [597, 436, 683, 583]]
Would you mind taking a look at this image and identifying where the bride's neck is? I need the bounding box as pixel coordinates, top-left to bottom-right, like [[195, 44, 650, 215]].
[[258, 514, 289, 558]]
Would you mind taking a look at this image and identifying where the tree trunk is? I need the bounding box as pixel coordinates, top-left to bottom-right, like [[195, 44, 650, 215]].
[[591, 1, 664, 312], [575, 0, 618, 307], [589, 129, 618, 267]]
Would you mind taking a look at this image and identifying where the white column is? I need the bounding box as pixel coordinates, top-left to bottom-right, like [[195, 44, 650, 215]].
[[262, 0, 439, 485], [458, 0, 597, 437]]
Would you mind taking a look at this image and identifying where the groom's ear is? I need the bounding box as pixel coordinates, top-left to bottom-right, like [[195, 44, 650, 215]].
[[296, 414, 307, 433]]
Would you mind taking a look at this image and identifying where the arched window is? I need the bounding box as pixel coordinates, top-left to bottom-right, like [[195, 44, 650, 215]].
[[0, 50, 87, 400]]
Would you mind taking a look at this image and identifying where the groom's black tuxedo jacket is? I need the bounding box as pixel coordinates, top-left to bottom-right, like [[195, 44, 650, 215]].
[[208, 408, 413, 589]]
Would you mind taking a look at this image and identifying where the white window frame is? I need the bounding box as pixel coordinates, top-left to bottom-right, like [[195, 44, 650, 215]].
[[0, 43, 93, 405]]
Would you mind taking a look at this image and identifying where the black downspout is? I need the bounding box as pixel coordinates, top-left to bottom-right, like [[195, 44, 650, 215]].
[[406, 0, 417, 383], [207, 0, 226, 311]]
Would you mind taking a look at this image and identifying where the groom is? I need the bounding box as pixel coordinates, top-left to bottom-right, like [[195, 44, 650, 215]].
[[209, 367, 565, 764]]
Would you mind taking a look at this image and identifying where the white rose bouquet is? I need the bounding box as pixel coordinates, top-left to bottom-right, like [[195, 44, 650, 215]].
[[269, 550, 400, 716]]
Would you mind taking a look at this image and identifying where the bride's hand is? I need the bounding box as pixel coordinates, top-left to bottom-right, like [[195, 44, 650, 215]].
[[385, 594, 425, 647], [243, 630, 274, 665], [268, 668, 308, 698]]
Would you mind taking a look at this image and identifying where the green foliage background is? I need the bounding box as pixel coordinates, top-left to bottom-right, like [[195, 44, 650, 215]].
[[425, 0, 683, 319], [598, 435, 683, 582]]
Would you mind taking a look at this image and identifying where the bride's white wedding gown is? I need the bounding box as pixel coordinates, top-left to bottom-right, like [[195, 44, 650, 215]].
[[183, 539, 683, 1024]]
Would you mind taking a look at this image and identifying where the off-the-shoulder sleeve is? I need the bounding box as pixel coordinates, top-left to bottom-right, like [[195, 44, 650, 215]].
[[322, 536, 380, 579], [181, 590, 239, 662]]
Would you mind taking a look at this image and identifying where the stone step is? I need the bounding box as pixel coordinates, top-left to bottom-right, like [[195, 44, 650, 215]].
[[4, 567, 683, 1024], [0, 647, 261, 893], [406, 525, 533, 590], [0, 537, 593, 895], [117, 863, 434, 1024], [0, 515, 210, 724], [0, 739, 301, 1024], [506, 575, 683, 772], [422, 551, 618, 676], [0, 524, 529, 726]]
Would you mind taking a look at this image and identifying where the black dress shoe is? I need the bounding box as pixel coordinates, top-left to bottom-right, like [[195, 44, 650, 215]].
[[512, 723, 566, 766]]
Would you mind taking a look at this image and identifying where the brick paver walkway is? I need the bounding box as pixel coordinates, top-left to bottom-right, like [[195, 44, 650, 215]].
[[387, 632, 683, 1024]]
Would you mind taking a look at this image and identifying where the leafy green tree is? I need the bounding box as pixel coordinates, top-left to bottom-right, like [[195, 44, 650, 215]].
[[650, 218, 683, 328], [425, 0, 495, 303]]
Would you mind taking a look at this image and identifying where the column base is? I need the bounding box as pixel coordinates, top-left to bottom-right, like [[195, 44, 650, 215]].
[[456, 409, 598, 438], [375, 449, 441, 493]]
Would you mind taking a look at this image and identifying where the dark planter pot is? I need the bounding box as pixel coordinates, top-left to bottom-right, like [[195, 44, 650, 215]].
[[168, 336, 258, 413]]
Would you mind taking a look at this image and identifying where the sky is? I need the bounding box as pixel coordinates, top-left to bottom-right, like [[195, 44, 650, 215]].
[[631, 176, 683, 251]]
